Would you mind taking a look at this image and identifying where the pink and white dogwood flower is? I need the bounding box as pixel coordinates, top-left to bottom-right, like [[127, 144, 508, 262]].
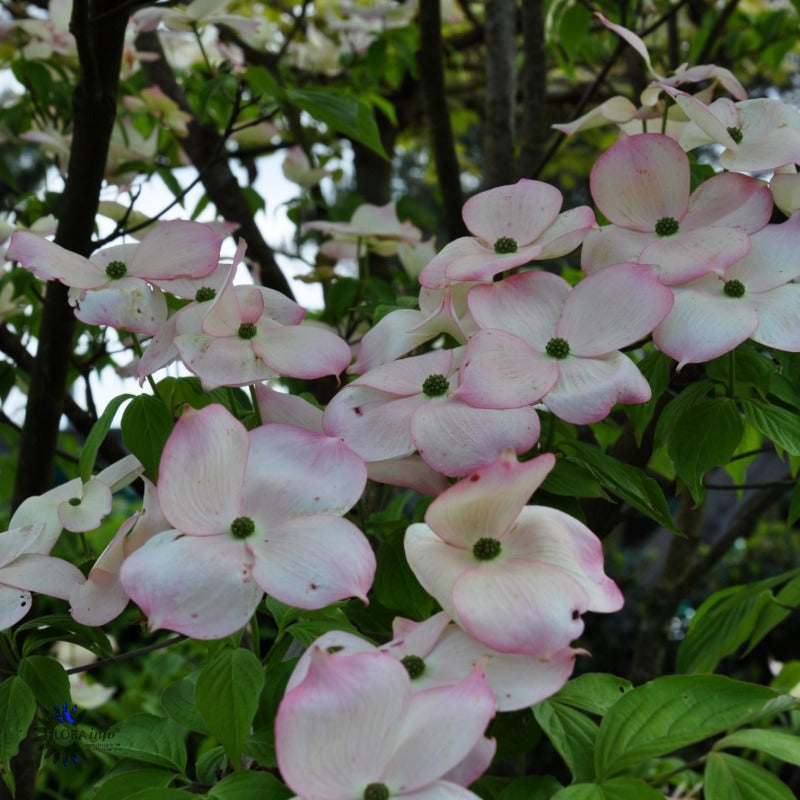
[[138, 241, 351, 387], [666, 92, 800, 172], [653, 214, 800, 367], [323, 347, 541, 477], [584, 133, 772, 283], [7, 220, 225, 334], [119, 404, 374, 639], [71, 477, 168, 627], [255, 385, 449, 495], [419, 179, 595, 288], [0, 523, 85, 631], [465, 265, 673, 424], [405, 451, 624, 658], [275, 647, 496, 800], [288, 612, 580, 712]]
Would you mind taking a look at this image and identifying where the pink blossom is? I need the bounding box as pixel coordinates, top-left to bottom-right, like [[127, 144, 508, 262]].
[[6, 221, 225, 334], [419, 180, 595, 288], [666, 92, 800, 172], [119, 404, 374, 639], [351, 282, 480, 374], [288, 612, 580, 713], [653, 214, 800, 367], [405, 451, 623, 658], [256, 385, 449, 495], [323, 348, 541, 477], [71, 477, 167, 627], [138, 241, 351, 387], [275, 647, 495, 800], [304, 202, 422, 259], [584, 133, 772, 284], [0, 523, 85, 631], [465, 265, 673, 424]]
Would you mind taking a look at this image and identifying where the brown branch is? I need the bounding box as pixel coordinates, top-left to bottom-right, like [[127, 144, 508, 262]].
[[135, 30, 295, 299], [519, 0, 546, 178], [481, 0, 517, 188], [418, 0, 467, 240], [630, 479, 788, 683], [0, 326, 127, 466], [11, 0, 129, 514]]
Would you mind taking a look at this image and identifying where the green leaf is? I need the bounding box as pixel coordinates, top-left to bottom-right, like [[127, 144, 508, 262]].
[[550, 778, 665, 800], [121, 395, 174, 481], [18, 656, 71, 713], [563, 442, 676, 531], [195, 648, 264, 765], [595, 675, 779, 778], [559, 3, 591, 60], [93, 768, 176, 800], [540, 459, 606, 499], [0, 677, 36, 772], [498, 775, 563, 800], [79, 394, 134, 481], [715, 728, 800, 767], [161, 677, 209, 734], [626, 350, 673, 444], [207, 771, 292, 800], [677, 569, 800, 674], [241, 726, 276, 768], [742, 399, 800, 455], [533, 699, 598, 782], [124, 790, 196, 800], [373, 532, 435, 620], [667, 396, 743, 502], [286, 609, 362, 648], [653, 380, 715, 452], [285, 88, 388, 158], [195, 744, 227, 785], [677, 587, 771, 674], [554, 674, 632, 717], [705, 752, 795, 800], [98, 714, 187, 773]]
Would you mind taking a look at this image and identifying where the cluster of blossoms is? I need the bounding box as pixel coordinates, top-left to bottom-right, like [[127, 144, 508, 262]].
[[4, 15, 800, 794]]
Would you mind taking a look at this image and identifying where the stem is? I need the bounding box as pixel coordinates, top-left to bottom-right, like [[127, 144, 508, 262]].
[[727, 349, 736, 397], [249, 385, 263, 426], [64, 634, 187, 675]]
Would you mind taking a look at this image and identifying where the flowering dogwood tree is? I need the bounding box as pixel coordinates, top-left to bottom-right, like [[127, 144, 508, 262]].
[[1, 3, 799, 800]]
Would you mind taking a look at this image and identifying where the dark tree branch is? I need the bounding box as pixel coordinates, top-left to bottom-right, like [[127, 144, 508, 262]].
[[135, 30, 295, 299], [630, 479, 788, 683], [482, 0, 517, 188], [519, 0, 547, 178], [0, 326, 126, 465], [11, 0, 129, 514], [418, 0, 467, 240]]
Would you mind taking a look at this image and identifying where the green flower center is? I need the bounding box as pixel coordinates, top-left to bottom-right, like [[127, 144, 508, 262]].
[[654, 216, 680, 237], [422, 373, 449, 397], [68, 497, 81, 507], [105, 260, 128, 279], [727, 126, 743, 144], [238, 322, 257, 340], [723, 279, 746, 298], [195, 286, 216, 302], [545, 337, 570, 359], [494, 236, 518, 254], [230, 516, 255, 539], [363, 783, 390, 800], [401, 654, 426, 679], [473, 537, 502, 561]]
